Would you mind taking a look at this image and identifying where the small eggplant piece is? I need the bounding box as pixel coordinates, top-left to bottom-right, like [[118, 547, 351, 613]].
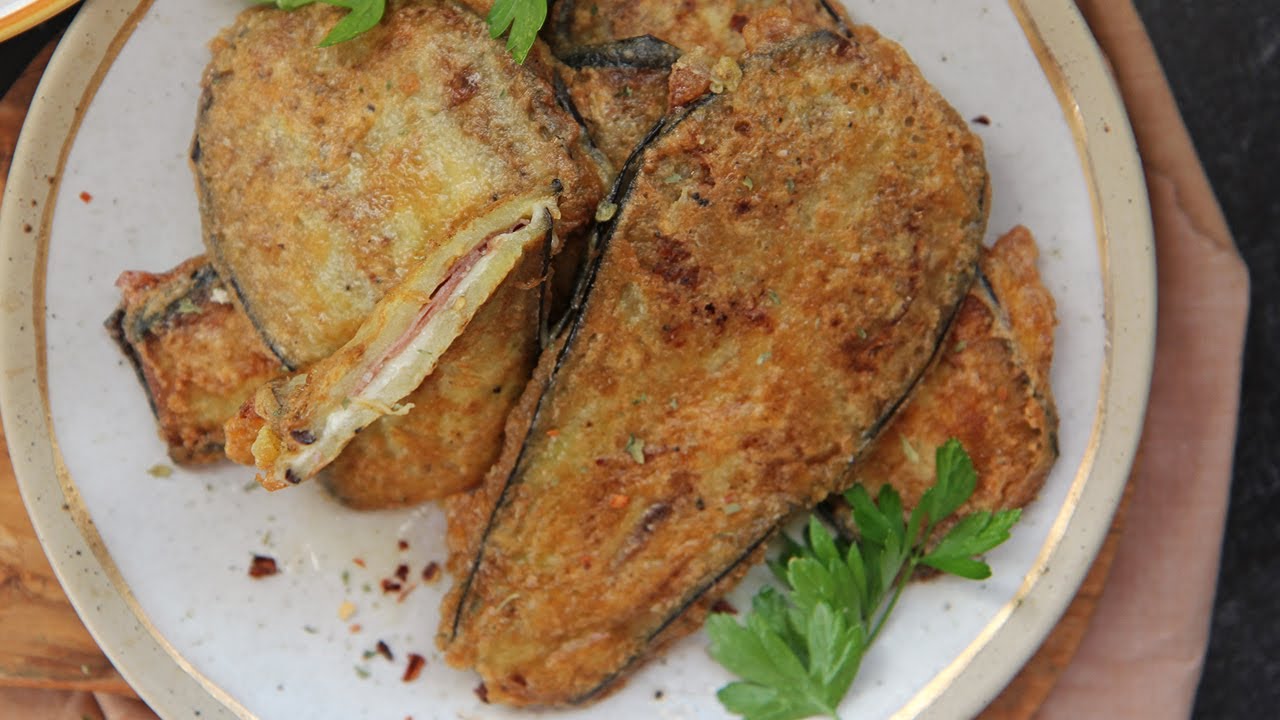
[[227, 201, 557, 491], [106, 257, 284, 465], [548, 0, 852, 58], [826, 227, 1059, 537], [440, 29, 988, 706], [195, 1, 606, 369], [551, 1, 853, 172]]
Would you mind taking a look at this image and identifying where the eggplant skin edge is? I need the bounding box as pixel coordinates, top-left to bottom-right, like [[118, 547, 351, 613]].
[[442, 26, 989, 707]]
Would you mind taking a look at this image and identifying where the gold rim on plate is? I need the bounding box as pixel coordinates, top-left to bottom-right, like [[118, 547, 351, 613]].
[[0, 1, 1156, 718]]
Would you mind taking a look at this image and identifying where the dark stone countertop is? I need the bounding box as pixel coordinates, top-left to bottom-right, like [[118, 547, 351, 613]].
[[1131, 2, 1280, 717]]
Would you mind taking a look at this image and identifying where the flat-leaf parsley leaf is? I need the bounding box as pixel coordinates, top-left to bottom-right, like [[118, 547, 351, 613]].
[[706, 439, 1021, 720], [486, 0, 548, 63], [259, 0, 550, 62]]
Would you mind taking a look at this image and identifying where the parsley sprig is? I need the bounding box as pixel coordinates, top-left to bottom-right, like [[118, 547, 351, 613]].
[[486, 0, 549, 63], [260, 1, 386, 47], [706, 440, 1022, 720], [259, 0, 549, 61]]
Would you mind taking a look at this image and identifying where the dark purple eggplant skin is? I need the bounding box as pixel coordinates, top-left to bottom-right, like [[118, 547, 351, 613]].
[[556, 35, 684, 70]]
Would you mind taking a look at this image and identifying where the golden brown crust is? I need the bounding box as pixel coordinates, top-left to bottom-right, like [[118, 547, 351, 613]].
[[108, 258, 284, 465], [440, 29, 988, 706], [195, 0, 606, 367], [837, 227, 1059, 530], [560, 63, 670, 170]]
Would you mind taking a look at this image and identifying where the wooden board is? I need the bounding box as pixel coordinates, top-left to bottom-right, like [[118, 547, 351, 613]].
[[0, 41, 129, 696], [0, 34, 1129, 715]]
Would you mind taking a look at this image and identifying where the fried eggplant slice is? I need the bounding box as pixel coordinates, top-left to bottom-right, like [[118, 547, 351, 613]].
[[106, 258, 284, 465], [829, 227, 1058, 534], [556, 38, 679, 171], [553, 2, 851, 171], [548, 0, 851, 57], [227, 203, 556, 491], [322, 249, 544, 509], [440, 29, 988, 706], [194, 1, 606, 369]]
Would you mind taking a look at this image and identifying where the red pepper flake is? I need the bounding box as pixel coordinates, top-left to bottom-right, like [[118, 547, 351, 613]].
[[403, 653, 426, 682], [375, 640, 394, 661], [349, 623, 362, 634], [396, 583, 418, 604], [474, 683, 490, 703], [381, 578, 403, 593], [580, 555, 592, 569], [608, 494, 630, 509], [248, 555, 278, 578], [352, 557, 366, 568], [78, 191, 93, 203], [422, 561, 441, 582], [711, 599, 738, 615], [545, 428, 560, 438], [397, 539, 409, 551], [394, 564, 410, 581]]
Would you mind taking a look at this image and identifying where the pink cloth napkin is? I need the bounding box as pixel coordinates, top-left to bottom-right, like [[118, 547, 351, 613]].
[[1038, 1, 1248, 715]]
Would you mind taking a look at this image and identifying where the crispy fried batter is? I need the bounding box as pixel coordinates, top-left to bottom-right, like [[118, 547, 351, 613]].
[[829, 227, 1059, 535], [554, 1, 851, 171], [195, 0, 606, 369], [560, 60, 673, 170], [440, 28, 988, 706], [549, 0, 851, 57], [107, 258, 284, 465]]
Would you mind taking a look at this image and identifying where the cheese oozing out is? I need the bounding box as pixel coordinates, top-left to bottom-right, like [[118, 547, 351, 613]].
[[251, 198, 559, 490]]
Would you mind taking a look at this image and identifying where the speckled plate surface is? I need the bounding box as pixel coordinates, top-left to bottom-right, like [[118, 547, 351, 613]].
[[0, 1, 1154, 718]]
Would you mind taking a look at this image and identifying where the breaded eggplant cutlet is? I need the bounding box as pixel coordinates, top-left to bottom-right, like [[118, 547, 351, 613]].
[[197, 1, 608, 489], [827, 227, 1059, 538], [553, 0, 852, 169], [440, 26, 988, 707], [106, 258, 284, 465], [108, 255, 542, 506], [197, 0, 603, 369]]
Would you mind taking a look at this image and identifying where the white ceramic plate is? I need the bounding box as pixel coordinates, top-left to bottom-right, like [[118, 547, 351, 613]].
[[0, 1, 1154, 718]]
